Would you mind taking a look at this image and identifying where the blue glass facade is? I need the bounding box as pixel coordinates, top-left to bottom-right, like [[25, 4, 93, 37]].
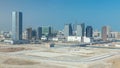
[[12, 11, 22, 40], [86, 26, 93, 38]]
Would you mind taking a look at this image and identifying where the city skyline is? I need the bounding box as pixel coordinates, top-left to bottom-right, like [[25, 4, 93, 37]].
[[1, 0, 120, 31]]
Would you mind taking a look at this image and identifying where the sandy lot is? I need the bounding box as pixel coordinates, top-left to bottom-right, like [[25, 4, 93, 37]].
[[0, 43, 119, 68]]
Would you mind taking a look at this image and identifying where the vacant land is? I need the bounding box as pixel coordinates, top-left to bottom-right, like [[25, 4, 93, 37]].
[[0, 43, 119, 68]]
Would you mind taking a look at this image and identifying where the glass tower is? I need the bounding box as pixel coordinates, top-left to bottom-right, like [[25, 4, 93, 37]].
[[42, 26, 51, 36], [86, 26, 93, 38], [37, 27, 42, 39], [12, 11, 22, 40]]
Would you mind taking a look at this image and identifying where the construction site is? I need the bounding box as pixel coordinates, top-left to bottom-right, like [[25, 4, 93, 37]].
[[0, 43, 119, 68]]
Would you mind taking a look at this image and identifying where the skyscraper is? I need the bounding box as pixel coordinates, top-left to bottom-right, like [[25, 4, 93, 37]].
[[32, 30, 37, 40], [81, 23, 85, 37], [37, 27, 42, 39], [76, 23, 85, 37], [26, 27, 32, 40], [73, 24, 77, 36], [86, 26, 93, 38], [76, 24, 82, 36], [12, 11, 22, 41], [64, 24, 73, 37], [102, 26, 110, 41]]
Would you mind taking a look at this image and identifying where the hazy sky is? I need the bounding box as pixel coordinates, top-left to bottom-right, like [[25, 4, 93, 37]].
[[0, 0, 120, 31]]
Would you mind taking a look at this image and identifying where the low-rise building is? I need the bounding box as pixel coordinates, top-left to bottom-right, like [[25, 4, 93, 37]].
[[67, 36, 91, 43]]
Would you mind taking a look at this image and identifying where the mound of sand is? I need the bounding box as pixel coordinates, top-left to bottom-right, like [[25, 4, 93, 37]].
[[3, 58, 38, 65]]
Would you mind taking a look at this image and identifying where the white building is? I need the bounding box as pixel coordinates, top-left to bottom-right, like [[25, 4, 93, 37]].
[[67, 36, 81, 42], [110, 32, 120, 40], [83, 36, 91, 43], [67, 36, 91, 43]]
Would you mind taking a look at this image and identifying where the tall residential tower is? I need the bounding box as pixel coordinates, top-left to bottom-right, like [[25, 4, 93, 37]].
[[101, 26, 110, 41], [76, 23, 85, 37], [12, 11, 23, 41], [64, 24, 73, 37]]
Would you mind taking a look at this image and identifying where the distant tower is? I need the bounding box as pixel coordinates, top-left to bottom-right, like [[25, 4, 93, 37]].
[[76, 23, 85, 37], [102, 26, 110, 41], [86, 26, 93, 38], [12, 11, 22, 40], [81, 23, 85, 37], [37, 27, 42, 39], [64, 24, 73, 37], [73, 24, 77, 36], [32, 30, 37, 40], [41, 26, 52, 37], [26, 27, 32, 40], [76, 24, 82, 36]]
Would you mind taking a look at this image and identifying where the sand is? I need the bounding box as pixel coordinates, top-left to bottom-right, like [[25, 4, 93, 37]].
[[0, 43, 119, 68]]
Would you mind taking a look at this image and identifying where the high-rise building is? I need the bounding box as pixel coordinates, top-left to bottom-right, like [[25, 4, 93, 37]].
[[26, 27, 32, 40], [64, 24, 73, 37], [73, 24, 77, 36], [12, 11, 22, 40], [76, 24, 82, 36], [37, 27, 42, 39], [76, 23, 85, 36], [86, 26, 93, 38], [81, 23, 85, 36], [32, 30, 37, 39], [41, 26, 51, 37], [102, 26, 110, 41]]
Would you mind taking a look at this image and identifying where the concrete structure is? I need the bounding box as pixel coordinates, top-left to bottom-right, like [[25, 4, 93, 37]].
[[86, 26, 93, 38], [93, 30, 101, 41], [64, 24, 73, 37], [26, 28, 32, 40], [76, 24, 82, 36], [102, 26, 110, 41], [56, 31, 65, 41], [22, 30, 27, 40], [110, 32, 120, 40], [67, 36, 91, 43], [67, 36, 81, 42], [76, 23, 85, 37], [83, 36, 91, 43], [12, 11, 22, 41], [93, 30, 101, 38]]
